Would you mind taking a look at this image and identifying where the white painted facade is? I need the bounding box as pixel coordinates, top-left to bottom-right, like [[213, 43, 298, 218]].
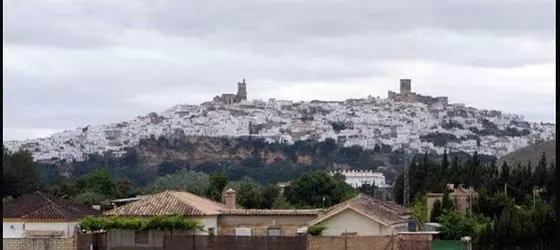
[[332, 170, 387, 188], [198, 216, 218, 235], [2, 221, 78, 238], [319, 208, 393, 236]]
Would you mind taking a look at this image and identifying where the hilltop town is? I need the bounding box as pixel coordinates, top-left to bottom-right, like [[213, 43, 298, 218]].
[[4, 79, 555, 162]]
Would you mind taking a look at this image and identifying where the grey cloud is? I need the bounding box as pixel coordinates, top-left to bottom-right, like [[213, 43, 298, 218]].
[[146, 0, 554, 39], [2, 0, 556, 140], [2, 0, 146, 49], [4, 0, 554, 49]]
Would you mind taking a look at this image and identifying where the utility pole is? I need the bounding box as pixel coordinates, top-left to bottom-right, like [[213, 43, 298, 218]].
[[403, 144, 410, 207]]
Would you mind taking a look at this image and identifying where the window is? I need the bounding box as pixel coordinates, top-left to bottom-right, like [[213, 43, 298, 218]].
[[235, 227, 252, 236], [267, 228, 281, 236], [134, 231, 150, 245]]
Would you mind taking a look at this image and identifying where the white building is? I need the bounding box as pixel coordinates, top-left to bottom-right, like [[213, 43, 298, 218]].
[[3, 191, 101, 238], [332, 170, 387, 188]]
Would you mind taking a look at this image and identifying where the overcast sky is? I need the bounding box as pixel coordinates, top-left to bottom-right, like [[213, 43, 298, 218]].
[[3, 0, 555, 141]]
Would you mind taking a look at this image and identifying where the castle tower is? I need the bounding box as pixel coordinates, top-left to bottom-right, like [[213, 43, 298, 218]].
[[399, 79, 411, 95], [237, 78, 247, 101]]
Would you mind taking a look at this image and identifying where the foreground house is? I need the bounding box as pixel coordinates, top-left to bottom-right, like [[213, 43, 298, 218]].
[[102, 189, 413, 248], [3, 191, 101, 238], [104, 189, 320, 235], [307, 194, 412, 236], [103, 189, 320, 248]]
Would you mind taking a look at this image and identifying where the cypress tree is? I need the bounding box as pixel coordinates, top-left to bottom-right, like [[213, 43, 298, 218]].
[[441, 187, 454, 211], [430, 199, 443, 222]]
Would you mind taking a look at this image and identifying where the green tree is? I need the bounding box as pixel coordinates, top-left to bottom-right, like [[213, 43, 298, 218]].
[[206, 173, 229, 201], [76, 169, 117, 197], [272, 196, 292, 209], [39, 163, 61, 184], [438, 211, 475, 240], [441, 149, 449, 176], [430, 200, 443, 222], [236, 181, 262, 209], [284, 171, 356, 208], [441, 188, 454, 211], [73, 191, 106, 206], [2, 149, 41, 198], [411, 194, 428, 223], [145, 170, 209, 195], [45, 177, 79, 198], [157, 162, 180, 176], [393, 173, 404, 205], [449, 155, 460, 184], [258, 184, 280, 209], [534, 153, 548, 188]]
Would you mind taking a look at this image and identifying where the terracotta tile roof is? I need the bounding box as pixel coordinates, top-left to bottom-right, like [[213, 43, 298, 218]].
[[23, 230, 65, 238], [221, 209, 322, 216], [308, 194, 411, 226], [104, 190, 227, 217], [3, 191, 101, 220]]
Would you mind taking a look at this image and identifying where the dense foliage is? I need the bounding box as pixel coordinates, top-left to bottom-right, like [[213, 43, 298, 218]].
[[284, 171, 357, 208], [2, 137, 553, 248], [2, 148, 41, 198], [79, 215, 203, 232], [394, 150, 556, 249], [307, 225, 328, 236], [144, 170, 210, 195]]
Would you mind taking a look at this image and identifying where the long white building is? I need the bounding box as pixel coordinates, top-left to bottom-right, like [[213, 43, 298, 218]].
[[331, 170, 388, 188]]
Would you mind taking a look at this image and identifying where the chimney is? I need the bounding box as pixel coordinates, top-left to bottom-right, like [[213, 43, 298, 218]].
[[223, 188, 237, 209]]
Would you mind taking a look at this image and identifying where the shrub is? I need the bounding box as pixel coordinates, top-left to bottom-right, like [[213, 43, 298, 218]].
[[307, 225, 327, 236], [79, 215, 203, 233]]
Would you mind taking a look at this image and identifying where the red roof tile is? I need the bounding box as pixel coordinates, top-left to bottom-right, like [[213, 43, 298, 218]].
[[3, 191, 101, 220], [308, 194, 411, 226], [221, 209, 321, 216], [104, 190, 227, 217]]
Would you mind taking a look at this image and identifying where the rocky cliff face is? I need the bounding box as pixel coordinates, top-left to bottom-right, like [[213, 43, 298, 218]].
[[136, 136, 290, 168]]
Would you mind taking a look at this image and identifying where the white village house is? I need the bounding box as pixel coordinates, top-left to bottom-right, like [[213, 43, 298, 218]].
[[2, 191, 101, 238], [331, 170, 388, 188]]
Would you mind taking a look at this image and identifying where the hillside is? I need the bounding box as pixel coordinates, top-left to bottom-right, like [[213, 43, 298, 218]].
[[4, 95, 555, 163], [40, 135, 496, 188], [497, 140, 556, 168]]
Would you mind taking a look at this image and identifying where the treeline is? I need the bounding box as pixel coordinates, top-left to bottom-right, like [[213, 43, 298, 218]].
[[59, 136, 496, 188], [3, 145, 355, 209], [3, 137, 495, 205], [35, 137, 404, 190], [397, 150, 556, 249]]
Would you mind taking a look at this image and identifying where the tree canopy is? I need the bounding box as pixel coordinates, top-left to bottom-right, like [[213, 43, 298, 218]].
[[284, 171, 357, 208]]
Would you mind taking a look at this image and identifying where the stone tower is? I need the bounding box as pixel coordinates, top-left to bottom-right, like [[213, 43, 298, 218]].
[[400, 79, 411, 95], [237, 78, 247, 101]]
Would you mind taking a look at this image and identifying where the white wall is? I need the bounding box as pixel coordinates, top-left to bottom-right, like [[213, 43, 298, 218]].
[[197, 216, 218, 235], [3, 222, 24, 238], [2, 222, 78, 238], [319, 208, 393, 236]]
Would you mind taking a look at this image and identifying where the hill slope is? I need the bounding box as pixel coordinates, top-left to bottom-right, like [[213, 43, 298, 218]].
[[497, 140, 556, 167]]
